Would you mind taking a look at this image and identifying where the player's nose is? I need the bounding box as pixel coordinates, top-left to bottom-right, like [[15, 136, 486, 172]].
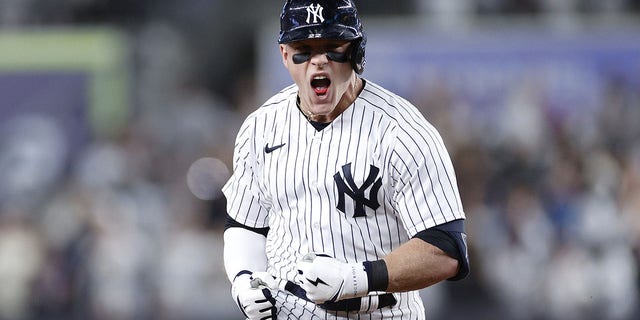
[[309, 52, 329, 67]]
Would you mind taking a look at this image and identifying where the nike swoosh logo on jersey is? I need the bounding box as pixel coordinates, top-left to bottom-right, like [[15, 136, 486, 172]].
[[264, 143, 286, 153]]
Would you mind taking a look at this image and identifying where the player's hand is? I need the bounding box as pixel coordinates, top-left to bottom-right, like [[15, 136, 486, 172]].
[[231, 271, 277, 319], [295, 253, 368, 304]]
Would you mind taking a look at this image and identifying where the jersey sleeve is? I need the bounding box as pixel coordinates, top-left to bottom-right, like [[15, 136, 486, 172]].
[[222, 116, 270, 229], [388, 115, 465, 237]]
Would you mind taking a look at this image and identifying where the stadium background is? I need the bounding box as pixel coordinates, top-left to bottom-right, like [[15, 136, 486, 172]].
[[0, 0, 639, 319]]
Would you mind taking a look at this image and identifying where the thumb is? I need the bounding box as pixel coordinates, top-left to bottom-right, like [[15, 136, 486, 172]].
[[250, 271, 278, 290]]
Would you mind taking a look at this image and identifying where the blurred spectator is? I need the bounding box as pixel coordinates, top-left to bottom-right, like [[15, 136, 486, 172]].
[[0, 210, 45, 320]]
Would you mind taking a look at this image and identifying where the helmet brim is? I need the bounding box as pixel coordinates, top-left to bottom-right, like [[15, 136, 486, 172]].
[[278, 25, 361, 44]]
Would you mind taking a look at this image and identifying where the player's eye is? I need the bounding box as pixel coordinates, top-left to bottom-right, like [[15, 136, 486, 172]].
[[291, 51, 349, 64]]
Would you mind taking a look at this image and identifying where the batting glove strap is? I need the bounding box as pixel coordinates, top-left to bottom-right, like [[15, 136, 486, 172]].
[[234, 269, 253, 281], [363, 259, 389, 292]]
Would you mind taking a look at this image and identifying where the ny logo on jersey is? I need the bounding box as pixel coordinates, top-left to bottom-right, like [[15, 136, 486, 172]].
[[306, 4, 324, 24], [334, 163, 382, 217]]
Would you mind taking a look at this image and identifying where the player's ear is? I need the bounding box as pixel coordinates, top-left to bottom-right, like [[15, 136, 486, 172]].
[[279, 44, 289, 68]]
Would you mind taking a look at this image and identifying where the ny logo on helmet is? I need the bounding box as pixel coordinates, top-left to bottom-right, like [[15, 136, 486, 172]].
[[306, 4, 324, 24], [334, 163, 382, 217]]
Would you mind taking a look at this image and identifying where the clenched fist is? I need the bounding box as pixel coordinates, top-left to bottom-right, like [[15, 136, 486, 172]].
[[295, 253, 369, 304], [231, 271, 278, 319]]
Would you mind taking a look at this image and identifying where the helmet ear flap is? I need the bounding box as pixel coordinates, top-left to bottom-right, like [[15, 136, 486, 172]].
[[351, 35, 366, 74]]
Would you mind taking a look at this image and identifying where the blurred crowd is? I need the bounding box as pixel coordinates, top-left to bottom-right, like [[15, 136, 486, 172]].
[[414, 70, 640, 319], [1, 1, 639, 320]]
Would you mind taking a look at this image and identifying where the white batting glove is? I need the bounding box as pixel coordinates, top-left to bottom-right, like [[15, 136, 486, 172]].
[[231, 271, 278, 319], [295, 253, 369, 304]]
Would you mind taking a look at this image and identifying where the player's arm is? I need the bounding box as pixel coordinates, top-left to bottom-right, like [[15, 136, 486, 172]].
[[377, 118, 470, 291], [296, 219, 469, 304], [224, 215, 277, 319], [384, 219, 469, 292], [384, 239, 457, 291], [223, 216, 269, 281]]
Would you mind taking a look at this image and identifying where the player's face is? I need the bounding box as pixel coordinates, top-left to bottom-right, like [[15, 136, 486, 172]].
[[280, 39, 357, 122]]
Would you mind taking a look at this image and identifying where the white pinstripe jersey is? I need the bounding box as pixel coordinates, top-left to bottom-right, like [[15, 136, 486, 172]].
[[222, 79, 465, 318]]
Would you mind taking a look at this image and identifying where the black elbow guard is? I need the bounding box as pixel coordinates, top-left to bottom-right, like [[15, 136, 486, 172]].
[[224, 214, 270, 237], [413, 219, 470, 281]]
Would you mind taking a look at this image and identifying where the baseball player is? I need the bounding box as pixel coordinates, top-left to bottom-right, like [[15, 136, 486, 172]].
[[222, 0, 469, 319]]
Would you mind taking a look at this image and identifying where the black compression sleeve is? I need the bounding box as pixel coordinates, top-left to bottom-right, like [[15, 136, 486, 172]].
[[413, 219, 470, 281], [224, 214, 269, 237], [414, 228, 461, 261]]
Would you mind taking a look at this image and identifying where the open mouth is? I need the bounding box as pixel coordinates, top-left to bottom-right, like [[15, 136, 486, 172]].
[[311, 76, 330, 95]]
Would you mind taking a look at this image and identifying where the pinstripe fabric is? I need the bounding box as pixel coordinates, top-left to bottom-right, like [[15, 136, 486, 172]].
[[222, 80, 464, 318], [274, 290, 425, 320]]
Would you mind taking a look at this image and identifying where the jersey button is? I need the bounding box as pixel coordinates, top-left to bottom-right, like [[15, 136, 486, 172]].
[[313, 222, 319, 228]]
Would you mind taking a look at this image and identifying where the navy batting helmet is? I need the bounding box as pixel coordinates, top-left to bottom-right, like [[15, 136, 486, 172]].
[[278, 0, 366, 74]]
